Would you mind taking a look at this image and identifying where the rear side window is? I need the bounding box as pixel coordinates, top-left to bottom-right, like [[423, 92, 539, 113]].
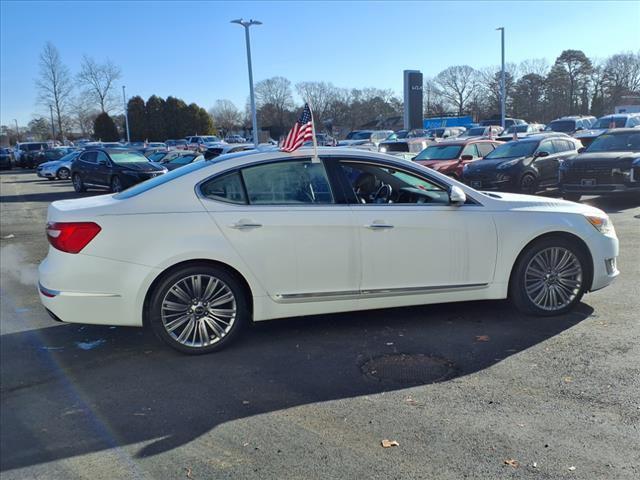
[[476, 143, 495, 157], [241, 160, 334, 205], [200, 171, 247, 204]]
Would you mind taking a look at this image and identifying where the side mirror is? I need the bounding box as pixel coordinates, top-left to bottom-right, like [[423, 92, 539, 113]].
[[535, 151, 549, 158], [448, 185, 466, 205], [460, 154, 473, 161], [577, 147, 586, 153]]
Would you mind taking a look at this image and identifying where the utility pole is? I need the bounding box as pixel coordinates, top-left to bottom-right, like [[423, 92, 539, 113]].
[[123, 85, 131, 143], [13, 119, 19, 143], [49, 105, 56, 142], [232, 18, 262, 147], [496, 27, 506, 129]]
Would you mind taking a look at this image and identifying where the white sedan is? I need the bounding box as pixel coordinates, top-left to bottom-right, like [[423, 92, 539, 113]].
[[38, 148, 619, 354]]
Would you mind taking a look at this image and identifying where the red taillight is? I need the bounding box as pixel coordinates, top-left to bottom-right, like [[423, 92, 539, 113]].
[[46, 222, 101, 254]]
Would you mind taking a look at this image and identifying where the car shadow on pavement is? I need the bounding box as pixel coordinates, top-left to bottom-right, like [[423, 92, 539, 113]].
[[0, 191, 95, 203], [0, 299, 593, 472], [583, 194, 640, 213]]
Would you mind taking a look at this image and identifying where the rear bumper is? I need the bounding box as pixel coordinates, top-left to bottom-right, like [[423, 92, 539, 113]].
[[38, 248, 159, 327]]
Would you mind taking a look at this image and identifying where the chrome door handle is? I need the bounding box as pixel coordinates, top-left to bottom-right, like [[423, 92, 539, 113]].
[[366, 224, 394, 229], [231, 221, 262, 230]]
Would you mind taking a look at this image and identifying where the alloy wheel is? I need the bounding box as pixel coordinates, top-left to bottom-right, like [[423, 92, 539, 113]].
[[520, 174, 536, 194], [111, 176, 122, 193], [161, 274, 237, 348], [524, 247, 583, 312], [58, 168, 69, 180]]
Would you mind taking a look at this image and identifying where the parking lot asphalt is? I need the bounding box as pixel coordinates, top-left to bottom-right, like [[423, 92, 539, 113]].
[[0, 169, 639, 480]]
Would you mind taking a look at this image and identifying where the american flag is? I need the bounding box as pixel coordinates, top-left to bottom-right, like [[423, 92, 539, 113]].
[[280, 103, 314, 152]]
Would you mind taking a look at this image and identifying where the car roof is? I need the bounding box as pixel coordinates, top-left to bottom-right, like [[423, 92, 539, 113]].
[[599, 128, 640, 134], [600, 113, 640, 118]]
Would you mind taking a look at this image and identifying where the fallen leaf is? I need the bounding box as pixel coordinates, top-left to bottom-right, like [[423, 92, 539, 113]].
[[405, 397, 418, 406], [385, 342, 394, 346], [504, 459, 519, 467], [381, 439, 399, 448], [568, 466, 576, 471], [563, 376, 573, 383], [3, 234, 15, 239], [532, 462, 537, 468], [242, 400, 250, 405], [476, 335, 490, 342], [185, 466, 193, 479]]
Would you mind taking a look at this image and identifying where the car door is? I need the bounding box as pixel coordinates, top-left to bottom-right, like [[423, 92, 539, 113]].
[[532, 139, 559, 185], [93, 151, 112, 187], [336, 158, 497, 295], [76, 151, 98, 183], [198, 158, 360, 302]]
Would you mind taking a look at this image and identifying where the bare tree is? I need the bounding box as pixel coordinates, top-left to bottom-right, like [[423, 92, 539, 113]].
[[254, 76, 295, 130], [208, 99, 242, 135], [35, 42, 74, 140], [69, 93, 99, 137], [295, 81, 340, 124], [435, 65, 479, 115], [519, 58, 550, 77], [77, 55, 122, 113]]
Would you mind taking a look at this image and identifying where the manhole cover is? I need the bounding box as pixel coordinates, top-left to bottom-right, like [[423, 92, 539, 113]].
[[361, 354, 456, 385]]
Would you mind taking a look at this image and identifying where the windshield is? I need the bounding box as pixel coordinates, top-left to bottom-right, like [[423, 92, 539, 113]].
[[350, 131, 372, 140], [58, 151, 80, 162], [485, 141, 537, 159], [110, 151, 149, 164], [203, 136, 220, 143], [147, 152, 168, 162], [592, 117, 627, 129], [414, 145, 462, 160], [546, 120, 575, 132], [166, 154, 198, 165], [465, 127, 487, 136], [506, 125, 529, 134], [586, 132, 640, 152], [393, 131, 408, 139]]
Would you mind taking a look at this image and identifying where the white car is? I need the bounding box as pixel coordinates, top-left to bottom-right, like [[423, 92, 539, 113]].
[[38, 148, 619, 354]]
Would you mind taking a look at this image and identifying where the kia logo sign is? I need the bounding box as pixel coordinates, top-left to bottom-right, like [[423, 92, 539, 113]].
[[411, 85, 423, 91]]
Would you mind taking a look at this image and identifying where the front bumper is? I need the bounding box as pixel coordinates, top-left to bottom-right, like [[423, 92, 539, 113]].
[[561, 183, 640, 196], [36, 167, 56, 178], [587, 231, 619, 291]]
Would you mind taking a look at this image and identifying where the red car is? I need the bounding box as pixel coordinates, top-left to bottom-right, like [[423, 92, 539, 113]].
[[413, 139, 501, 179]]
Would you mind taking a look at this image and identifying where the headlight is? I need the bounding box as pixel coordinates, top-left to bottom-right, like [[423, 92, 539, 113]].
[[379, 146, 387, 152], [497, 159, 519, 170], [585, 215, 615, 235]]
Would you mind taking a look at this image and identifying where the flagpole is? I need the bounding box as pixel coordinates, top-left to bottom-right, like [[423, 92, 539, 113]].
[[307, 99, 320, 163]]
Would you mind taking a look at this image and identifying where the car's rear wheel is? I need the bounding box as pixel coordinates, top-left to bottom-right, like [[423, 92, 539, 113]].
[[72, 173, 86, 192], [110, 175, 122, 193], [519, 173, 537, 194], [149, 265, 249, 354], [510, 237, 588, 316], [562, 192, 581, 202], [57, 167, 70, 180]]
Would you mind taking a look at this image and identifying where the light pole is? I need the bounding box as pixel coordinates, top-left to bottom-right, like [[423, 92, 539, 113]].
[[122, 85, 131, 143], [496, 27, 506, 129], [231, 18, 261, 147], [49, 105, 56, 141], [13, 119, 19, 142]]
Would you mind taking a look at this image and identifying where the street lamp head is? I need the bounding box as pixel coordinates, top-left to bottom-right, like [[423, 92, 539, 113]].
[[496, 26, 504, 31], [231, 18, 262, 28]]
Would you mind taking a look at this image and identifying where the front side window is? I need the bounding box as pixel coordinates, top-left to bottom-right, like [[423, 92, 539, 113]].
[[461, 144, 479, 158], [242, 160, 334, 205], [414, 144, 462, 161], [536, 141, 556, 155], [96, 151, 110, 164], [80, 151, 98, 164], [340, 161, 449, 205], [485, 141, 537, 159], [476, 143, 495, 157]]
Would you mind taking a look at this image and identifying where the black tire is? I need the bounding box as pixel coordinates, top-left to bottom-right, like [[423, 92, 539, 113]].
[[148, 265, 249, 354], [509, 236, 589, 316], [110, 175, 122, 193], [562, 192, 581, 202], [47, 177, 55, 181], [57, 167, 70, 180], [519, 173, 537, 194], [72, 173, 86, 192]]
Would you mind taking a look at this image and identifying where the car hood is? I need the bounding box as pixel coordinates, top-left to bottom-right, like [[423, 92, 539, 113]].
[[418, 159, 457, 169], [118, 162, 165, 172], [480, 191, 605, 216], [564, 151, 639, 168], [337, 139, 370, 146], [39, 160, 64, 168], [574, 129, 605, 139], [465, 157, 525, 171]]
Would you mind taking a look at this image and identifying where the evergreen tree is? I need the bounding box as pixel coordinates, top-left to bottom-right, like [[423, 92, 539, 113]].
[[93, 112, 119, 141]]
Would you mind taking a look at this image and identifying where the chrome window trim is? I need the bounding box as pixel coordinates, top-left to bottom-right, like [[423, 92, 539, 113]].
[[273, 283, 488, 303]]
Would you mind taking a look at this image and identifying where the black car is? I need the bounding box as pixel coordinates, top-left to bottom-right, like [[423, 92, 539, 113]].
[[0, 148, 12, 170], [15, 142, 49, 168], [559, 129, 640, 201], [148, 150, 203, 171], [71, 148, 167, 193], [462, 133, 580, 194]]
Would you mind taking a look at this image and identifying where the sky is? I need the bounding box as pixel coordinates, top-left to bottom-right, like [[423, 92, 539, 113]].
[[1, 0, 639, 127]]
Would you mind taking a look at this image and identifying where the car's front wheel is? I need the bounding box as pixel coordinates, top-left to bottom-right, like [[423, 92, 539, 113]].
[[110, 175, 123, 193], [562, 192, 581, 202], [510, 236, 588, 316], [149, 265, 249, 354], [72, 173, 86, 192], [519, 173, 537, 194], [57, 167, 70, 180]]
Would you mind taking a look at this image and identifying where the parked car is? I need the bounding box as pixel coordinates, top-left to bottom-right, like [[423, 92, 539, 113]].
[[186, 136, 223, 151], [459, 126, 503, 138], [147, 150, 204, 171], [414, 139, 501, 179], [225, 135, 247, 144], [71, 148, 167, 193], [203, 144, 255, 160], [166, 139, 189, 150], [574, 113, 640, 148], [36, 151, 81, 180], [479, 118, 526, 128], [426, 127, 466, 140], [462, 133, 581, 193], [14, 142, 49, 168], [559, 129, 640, 201], [0, 147, 13, 170], [314, 133, 336, 146], [38, 147, 619, 354], [545, 116, 596, 135], [379, 130, 431, 155], [338, 130, 393, 148], [496, 124, 545, 141]]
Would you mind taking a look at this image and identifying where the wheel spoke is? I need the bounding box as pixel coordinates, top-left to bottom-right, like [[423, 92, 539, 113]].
[[176, 318, 195, 343], [203, 316, 226, 338], [209, 290, 234, 307], [171, 284, 192, 304], [163, 300, 189, 312], [165, 314, 191, 332], [201, 278, 219, 303], [191, 275, 203, 299]]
